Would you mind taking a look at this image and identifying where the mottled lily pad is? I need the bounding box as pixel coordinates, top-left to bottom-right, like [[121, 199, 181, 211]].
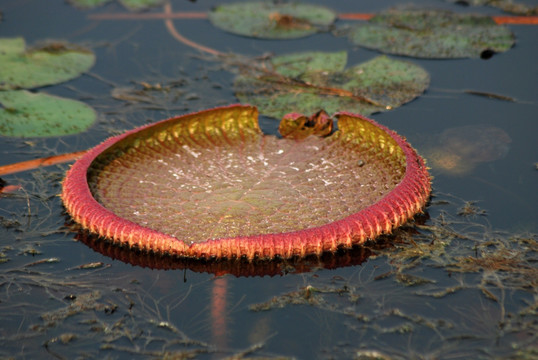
[[208, 2, 336, 39], [118, 0, 165, 11], [0, 37, 95, 90], [62, 105, 431, 260], [347, 9, 515, 58], [67, 0, 110, 8], [447, 0, 538, 16], [234, 51, 430, 119], [68, 0, 164, 10], [421, 125, 511, 175], [0, 90, 96, 137]]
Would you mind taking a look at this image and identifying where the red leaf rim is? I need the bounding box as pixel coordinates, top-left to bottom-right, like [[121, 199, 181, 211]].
[[62, 104, 431, 260]]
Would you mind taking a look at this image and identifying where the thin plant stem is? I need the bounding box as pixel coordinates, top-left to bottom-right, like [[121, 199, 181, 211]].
[[0, 150, 87, 177]]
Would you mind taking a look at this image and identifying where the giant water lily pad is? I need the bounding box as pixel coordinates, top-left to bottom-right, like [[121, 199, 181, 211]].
[[0, 90, 96, 137], [347, 9, 515, 58], [208, 2, 336, 39], [0, 37, 95, 90], [234, 52, 429, 119], [62, 105, 431, 260]]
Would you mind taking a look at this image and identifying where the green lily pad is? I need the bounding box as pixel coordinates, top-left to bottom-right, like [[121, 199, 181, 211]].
[[0, 90, 96, 137], [0, 37, 95, 90], [347, 9, 515, 58], [68, 0, 164, 10], [447, 0, 538, 16], [208, 2, 336, 39], [234, 51, 430, 119], [67, 0, 110, 9], [118, 0, 165, 11]]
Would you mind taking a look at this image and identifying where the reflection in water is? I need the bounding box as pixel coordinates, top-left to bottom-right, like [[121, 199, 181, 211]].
[[74, 228, 379, 277], [74, 225, 392, 358]]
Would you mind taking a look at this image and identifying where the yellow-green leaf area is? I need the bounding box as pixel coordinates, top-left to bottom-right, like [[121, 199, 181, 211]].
[[89, 106, 406, 243], [118, 0, 165, 11], [0, 90, 96, 137], [0, 37, 95, 90], [67, 0, 110, 8], [234, 52, 429, 119], [208, 2, 336, 39], [348, 9, 514, 58]]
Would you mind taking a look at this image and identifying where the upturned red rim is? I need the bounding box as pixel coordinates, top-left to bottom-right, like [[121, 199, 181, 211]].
[[62, 104, 431, 260]]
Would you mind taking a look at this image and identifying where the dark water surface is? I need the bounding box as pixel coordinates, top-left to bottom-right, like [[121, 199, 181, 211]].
[[1, 1, 537, 359]]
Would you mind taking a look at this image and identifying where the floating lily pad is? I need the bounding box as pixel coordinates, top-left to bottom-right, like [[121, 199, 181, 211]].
[[67, 0, 110, 8], [447, 0, 538, 16], [62, 105, 431, 260], [234, 51, 429, 119], [68, 0, 164, 10], [347, 9, 515, 58], [118, 0, 165, 11], [0, 90, 96, 137], [421, 125, 511, 175], [0, 37, 95, 90], [208, 2, 336, 39]]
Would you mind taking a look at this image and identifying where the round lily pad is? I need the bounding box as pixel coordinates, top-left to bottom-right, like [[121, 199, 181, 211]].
[[447, 0, 538, 16], [68, 0, 164, 10], [67, 0, 110, 8], [118, 0, 165, 11], [0, 37, 95, 90], [234, 52, 430, 119], [208, 2, 336, 39], [62, 104, 431, 260], [0, 90, 96, 137], [347, 9, 515, 58]]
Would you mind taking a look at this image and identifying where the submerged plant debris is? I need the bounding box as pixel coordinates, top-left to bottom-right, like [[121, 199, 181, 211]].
[[248, 196, 538, 358], [208, 1, 336, 39], [2, 165, 536, 358], [234, 51, 429, 119], [345, 9, 515, 58], [418, 125, 511, 175]]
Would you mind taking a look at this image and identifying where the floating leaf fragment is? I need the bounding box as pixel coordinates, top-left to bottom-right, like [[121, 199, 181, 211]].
[[346, 9, 515, 58], [0, 37, 95, 90], [464, 89, 516, 102], [0, 90, 96, 137], [62, 104, 431, 260], [208, 2, 336, 39], [25, 257, 61, 267], [234, 51, 429, 119]]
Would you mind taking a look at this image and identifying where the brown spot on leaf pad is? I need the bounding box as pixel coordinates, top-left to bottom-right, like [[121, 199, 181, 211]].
[[62, 105, 431, 260]]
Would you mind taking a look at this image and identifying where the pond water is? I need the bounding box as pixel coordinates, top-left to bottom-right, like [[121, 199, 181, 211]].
[[1, 0, 537, 359]]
